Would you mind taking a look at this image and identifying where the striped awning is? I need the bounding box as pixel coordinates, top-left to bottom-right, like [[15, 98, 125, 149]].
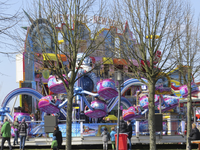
[[113, 58, 127, 65], [43, 53, 67, 61], [102, 57, 113, 64]]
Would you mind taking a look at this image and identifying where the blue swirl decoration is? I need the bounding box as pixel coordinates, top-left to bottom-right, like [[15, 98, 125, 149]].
[[139, 98, 148, 107], [166, 98, 177, 105], [102, 81, 111, 88], [91, 102, 104, 110], [96, 84, 100, 92], [180, 88, 186, 95], [48, 77, 56, 88]]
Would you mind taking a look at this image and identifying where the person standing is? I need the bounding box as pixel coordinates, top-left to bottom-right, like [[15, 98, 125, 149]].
[[127, 120, 133, 150], [1, 118, 12, 150], [110, 127, 116, 150], [101, 117, 106, 123], [188, 123, 200, 150], [53, 126, 63, 150], [51, 136, 58, 150], [101, 127, 110, 150], [106, 118, 111, 123], [119, 116, 127, 133], [13, 117, 19, 145], [18, 118, 28, 150]]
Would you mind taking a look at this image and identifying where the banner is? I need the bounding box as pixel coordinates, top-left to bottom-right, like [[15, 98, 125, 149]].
[[49, 123, 117, 137]]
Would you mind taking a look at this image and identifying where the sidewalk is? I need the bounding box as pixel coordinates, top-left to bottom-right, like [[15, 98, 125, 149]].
[[0, 143, 198, 150]]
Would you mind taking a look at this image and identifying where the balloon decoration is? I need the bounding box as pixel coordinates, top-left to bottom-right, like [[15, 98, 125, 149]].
[[42, 69, 50, 79]]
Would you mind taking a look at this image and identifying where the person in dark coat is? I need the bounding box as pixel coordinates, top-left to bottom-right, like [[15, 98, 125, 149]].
[[18, 118, 28, 150], [127, 120, 132, 150], [53, 126, 63, 149], [119, 116, 127, 133], [188, 123, 200, 150]]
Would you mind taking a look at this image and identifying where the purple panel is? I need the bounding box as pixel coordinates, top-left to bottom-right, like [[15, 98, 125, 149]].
[[140, 95, 160, 109], [123, 106, 142, 120], [84, 100, 107, 118], [48, 75, 68, 94], [38, 95, 60, 114], [97, 79, 118, 100]]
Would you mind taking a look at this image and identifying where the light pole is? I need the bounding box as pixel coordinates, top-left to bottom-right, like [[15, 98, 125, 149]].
[[116, 70, 122, 150]]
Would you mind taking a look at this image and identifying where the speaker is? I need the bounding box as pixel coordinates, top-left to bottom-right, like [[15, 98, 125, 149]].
[[155, 114, 163, 132], [80, 113, 85, 120], [44, 116, 58, 133], [21, 82, 32, 112], [21, 82, 32, 88]]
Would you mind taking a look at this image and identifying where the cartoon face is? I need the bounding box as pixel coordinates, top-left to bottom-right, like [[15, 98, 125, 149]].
[[76, 53, 92, 72], [156, 76, 168, 87], [139, 97, 149, 107], [76, 53, 92, 66]]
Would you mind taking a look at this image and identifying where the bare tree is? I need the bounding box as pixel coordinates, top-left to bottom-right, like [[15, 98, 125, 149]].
[[23, 0, 109, 150], [0, 0, 21, 55], [0, 0, 21, 81], [113, 0, 185, 149], [171, 3, 200, 150]]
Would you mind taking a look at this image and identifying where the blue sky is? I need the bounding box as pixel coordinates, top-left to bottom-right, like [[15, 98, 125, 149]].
[[0, 0, 200, 109], [0, 0, 27, 108]]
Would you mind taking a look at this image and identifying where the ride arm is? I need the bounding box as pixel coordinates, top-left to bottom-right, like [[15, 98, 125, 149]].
[[160, 95, 169, 107], [81, 90, 99, 97], [60, 108, 67, 118], [107, 97, 117, 109], [58, 99, 68, 108], [108, 97, 118, 112], [5, 113, 14, 123], [141, 109, 148, 115], [108, 97, 132, 112], [82, 95, 94, 111], [31, 124, 43, 135]]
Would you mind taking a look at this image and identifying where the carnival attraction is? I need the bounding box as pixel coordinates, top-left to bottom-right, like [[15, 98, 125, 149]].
[[2, 8, 199, 138], [2, 68, 198, 134], [1, 52, 200, 137]]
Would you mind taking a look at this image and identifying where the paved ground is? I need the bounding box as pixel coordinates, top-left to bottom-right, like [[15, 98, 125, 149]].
[[2, 144, 199, 150], [0, 136, 196, 149]]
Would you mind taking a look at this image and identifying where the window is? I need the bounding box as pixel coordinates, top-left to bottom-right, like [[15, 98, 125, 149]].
[[128, 66, 133, 72], [125, 89, 131, 96], [44, 60, 54, 68], [104, 64, 109, 78], [114, 65, 123, 71]]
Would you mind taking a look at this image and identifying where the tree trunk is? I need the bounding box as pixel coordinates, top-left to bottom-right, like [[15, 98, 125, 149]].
[[148, 80, 156, 150], [186, 72, 192, 150], [66, 87, 74, 150]]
